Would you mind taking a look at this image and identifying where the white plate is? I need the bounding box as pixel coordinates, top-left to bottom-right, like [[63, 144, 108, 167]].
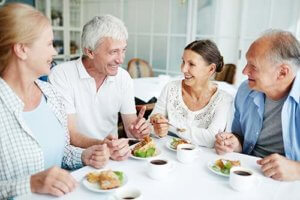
[[130, 142, 161, 160], [82, 169, 128, 193], [165, 138, 191, 152], [130, 148, 161, 160], [207, 160, 230, 177], [165, 139, 177, 152]]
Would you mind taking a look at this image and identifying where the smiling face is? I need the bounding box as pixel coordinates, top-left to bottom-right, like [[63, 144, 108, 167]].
[[243, 40, 279, 92], [89, 37, 127, 76], [181, 49, 215, 87], [25, 24, 57, 77]]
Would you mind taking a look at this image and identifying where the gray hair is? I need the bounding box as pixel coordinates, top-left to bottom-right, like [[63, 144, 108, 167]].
[[81, 15, 128, 55], [258, 29, 300, 72]]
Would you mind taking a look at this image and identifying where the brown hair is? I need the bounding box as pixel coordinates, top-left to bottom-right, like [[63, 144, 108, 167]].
[[0, 3, 50, 75], [185, 40, 224, 72]]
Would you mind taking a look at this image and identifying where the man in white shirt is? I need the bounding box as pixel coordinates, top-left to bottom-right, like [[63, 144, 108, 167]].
[[49, 15, 150, 161]]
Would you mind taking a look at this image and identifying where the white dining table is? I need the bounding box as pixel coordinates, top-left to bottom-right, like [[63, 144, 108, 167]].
[[17, 136, 300, 200]]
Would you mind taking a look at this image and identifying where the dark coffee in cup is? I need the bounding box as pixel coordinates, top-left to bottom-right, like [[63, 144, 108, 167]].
[[234, 170, 252, 176], [123, 197, 135, 200], [150, 159, 167, 165], [182, 147, 193, 150]]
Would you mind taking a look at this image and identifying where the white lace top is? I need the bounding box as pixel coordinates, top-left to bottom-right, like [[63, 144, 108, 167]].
[[150, 80, 233, 148]]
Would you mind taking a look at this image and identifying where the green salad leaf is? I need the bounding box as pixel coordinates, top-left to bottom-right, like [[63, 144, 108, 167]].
[[113, 171, 124, 183], [134, 147, 155, 158], [146, 147, 155, 157]]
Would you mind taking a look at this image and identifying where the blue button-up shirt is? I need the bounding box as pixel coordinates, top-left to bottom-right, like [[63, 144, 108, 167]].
[[232, 71, 300, 160]]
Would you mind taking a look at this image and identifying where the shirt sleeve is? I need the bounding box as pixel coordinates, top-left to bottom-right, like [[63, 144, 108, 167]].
[[231, 92, 243, 136], [62, 145, 84, 170], [149, 83, 169, 118], [48, 66, 76, 114], [120, 72, 136, 114], [177, 94, 233, 148], [0, 175, 31, 199]]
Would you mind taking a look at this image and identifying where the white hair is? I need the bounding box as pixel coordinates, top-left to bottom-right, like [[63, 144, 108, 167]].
[[258, 29, 300, 72], [81, 15, 128, 55]]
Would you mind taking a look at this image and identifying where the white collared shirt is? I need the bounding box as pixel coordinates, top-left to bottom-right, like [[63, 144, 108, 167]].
[[49, 58, 136, 139]]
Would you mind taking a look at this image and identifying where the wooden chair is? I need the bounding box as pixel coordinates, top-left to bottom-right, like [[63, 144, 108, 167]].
[[214, 63, 236, 84], [127, 58, 153, 78]]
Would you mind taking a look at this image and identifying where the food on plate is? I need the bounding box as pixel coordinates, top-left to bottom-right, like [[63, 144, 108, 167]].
[[170, 138, 189, 149], [132, 136, 158, 158], [86, 170, 124, 190], [212, 159, 241, 175]]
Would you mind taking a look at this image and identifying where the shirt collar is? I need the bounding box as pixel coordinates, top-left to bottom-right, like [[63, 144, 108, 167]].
[[76, 57, 116, 83], [0, 78, 55, 114], [288, 71, 300, 104], [0, 77, 23, 113]]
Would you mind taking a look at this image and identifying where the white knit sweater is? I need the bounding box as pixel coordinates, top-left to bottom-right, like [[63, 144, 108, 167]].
[[150, 80, 233, 148]]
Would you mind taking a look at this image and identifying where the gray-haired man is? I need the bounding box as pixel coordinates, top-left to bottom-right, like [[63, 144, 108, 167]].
[[49, 15, 150, 161], [215, 30, 300, 181]]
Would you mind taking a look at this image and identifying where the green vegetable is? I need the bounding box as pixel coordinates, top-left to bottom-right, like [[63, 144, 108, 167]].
[[134, 148, 156, 158], [146, 147, 155, 157], [114, 171, 124, 182], [212, 165, 221, 172], [170, 138, 179, 149], [224, 161, 232, 169], [221, 168, 230, 175], [134, 150, 146, 157]]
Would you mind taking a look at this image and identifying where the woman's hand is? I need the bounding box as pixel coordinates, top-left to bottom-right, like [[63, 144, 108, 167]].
[[30, 166, 77, 197], [82, 144, 110, 168], [150, 113, 169, 137]]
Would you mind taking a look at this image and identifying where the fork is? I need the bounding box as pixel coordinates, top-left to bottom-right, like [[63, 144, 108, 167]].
[[167, 122, 186, 133]]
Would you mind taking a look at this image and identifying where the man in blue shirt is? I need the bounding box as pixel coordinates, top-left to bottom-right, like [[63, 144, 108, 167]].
[[215, 30, 300, 181]]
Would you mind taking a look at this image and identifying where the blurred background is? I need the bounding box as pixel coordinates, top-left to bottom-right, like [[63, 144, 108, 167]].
[[2, 0, 300, 86]]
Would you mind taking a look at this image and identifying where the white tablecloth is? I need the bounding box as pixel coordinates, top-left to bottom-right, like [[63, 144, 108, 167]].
[[133, 76, 237, 102], [17, 136, 300, 200]]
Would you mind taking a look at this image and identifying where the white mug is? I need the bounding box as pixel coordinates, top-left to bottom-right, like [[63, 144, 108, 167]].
[[176, 144, 200, 163], [147, 158, 173, 180], [114, 187, 142, 200], [229, 167, 256, 191]]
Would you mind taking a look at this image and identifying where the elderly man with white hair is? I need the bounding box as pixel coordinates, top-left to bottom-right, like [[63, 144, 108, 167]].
[[214, 30, 300, 181], [49, 15, 150, 161]]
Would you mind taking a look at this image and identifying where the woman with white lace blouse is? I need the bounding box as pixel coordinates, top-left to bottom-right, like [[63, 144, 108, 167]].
[[150, 40, 233, 148]]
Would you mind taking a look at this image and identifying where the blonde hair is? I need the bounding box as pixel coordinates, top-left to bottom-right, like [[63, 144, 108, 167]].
[[0, 3, 50, 75]]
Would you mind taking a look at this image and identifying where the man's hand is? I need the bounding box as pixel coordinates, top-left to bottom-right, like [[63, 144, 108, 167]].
[[82, 144, 110, 168], [214, 132, 242, 154], [30, 166, 77, 197], [150, 114, 169, 137], [257, 153, 300, 181], [104, 134, 131, 161], [129, 106, 150, 139]]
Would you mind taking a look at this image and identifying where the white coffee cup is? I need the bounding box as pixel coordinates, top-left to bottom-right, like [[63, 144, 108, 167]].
[[176, 144, 200, 163], [147, 158, 173, 180], [114, 187, 142, 200], [229, 167, 256, 191]]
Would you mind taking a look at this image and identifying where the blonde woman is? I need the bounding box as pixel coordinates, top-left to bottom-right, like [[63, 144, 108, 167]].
[[150, 40, 233, 148], [0, 3, 110, 198]]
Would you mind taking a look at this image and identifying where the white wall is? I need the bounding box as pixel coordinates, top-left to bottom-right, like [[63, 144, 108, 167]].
[[82, 0, 300, 86]]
